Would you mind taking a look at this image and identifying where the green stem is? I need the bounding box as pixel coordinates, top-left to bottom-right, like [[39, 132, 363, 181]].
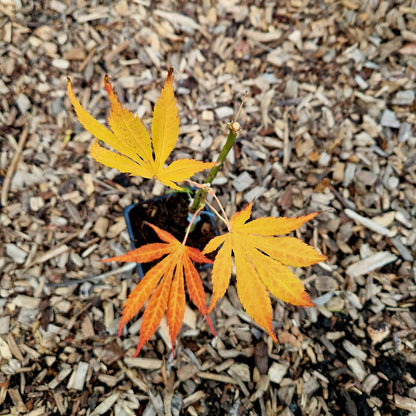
[[190, 121, 240, 213]]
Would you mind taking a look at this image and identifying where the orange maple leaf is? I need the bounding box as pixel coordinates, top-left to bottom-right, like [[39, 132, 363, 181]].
[[67, 69, 216, 190], [103, 222, 215, 356], [203, 203, 327, 342]]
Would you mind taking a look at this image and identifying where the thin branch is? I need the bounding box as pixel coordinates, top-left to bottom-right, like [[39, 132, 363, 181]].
[[1, 125, 29, 207]]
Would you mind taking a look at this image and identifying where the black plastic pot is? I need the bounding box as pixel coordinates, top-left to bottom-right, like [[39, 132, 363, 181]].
[[123, 191, 218, 279]]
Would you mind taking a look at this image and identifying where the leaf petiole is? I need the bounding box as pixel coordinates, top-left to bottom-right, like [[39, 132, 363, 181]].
[[182, 204, 204, 246], [186, 180, 231, 231]]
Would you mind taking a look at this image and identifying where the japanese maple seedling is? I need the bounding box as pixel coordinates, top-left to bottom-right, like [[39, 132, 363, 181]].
[[68, 68, 326, 356]]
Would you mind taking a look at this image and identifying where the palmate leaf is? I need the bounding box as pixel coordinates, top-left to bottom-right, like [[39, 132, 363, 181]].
[[203, 203, 327, 342], [67, 69, 216, 190], [103, 222, 214, 356]]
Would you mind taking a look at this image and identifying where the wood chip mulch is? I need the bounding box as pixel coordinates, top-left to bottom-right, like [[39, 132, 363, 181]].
[[1, 1, 416, 415]]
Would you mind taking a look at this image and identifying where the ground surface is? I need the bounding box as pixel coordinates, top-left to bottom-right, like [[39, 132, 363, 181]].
[[1, 1, 416, 415]]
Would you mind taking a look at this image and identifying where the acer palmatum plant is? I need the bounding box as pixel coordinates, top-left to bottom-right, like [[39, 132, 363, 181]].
[[67, 68, 327, 356]]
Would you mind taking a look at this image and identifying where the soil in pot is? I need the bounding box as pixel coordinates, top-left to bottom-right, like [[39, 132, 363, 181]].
[[124, 191, 218, 276]]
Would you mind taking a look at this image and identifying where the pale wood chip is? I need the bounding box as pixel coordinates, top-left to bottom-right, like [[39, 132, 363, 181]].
[[124, 357, 162, 370], [346, 252, 398, 278], [67, 362, 89, 391]]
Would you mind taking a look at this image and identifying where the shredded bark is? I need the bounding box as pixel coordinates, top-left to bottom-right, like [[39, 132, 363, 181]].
[[1, 1, 415, 415]]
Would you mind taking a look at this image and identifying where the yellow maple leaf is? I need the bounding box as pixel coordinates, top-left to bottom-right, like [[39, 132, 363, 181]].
[[203, 203, 327, 342], [67, 69, 216, 190]]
